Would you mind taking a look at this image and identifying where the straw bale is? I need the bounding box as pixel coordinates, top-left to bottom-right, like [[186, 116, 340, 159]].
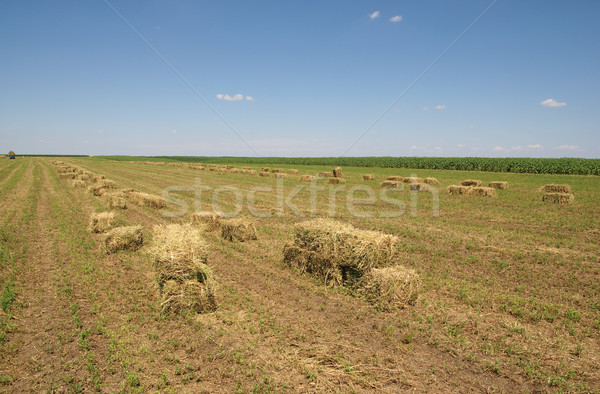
[[447, 185, 472, 195], [541, 184, 571, 193], [107, 193, 127, 209], [363, 174, 375, 181], [424, 177, 439, 185], [191, 211, 223, 231], [317, 171, 331, 178], [357, 266, 421, 311], [488, 181, 508, 189], [460, 179, 481, 187], [385, 176, 403, 182], [329, 178, 346, 184], [271, 168, 284, 173], [381, 180, 403, 189], [259, 171, 270, 177], [288, 169, 299, 174], [403, 177, 423, 184], [88, 212, 115, 233], [261, 167, 270, 172], [128, 191, 166, 208], [542, 192, 574, 204], [469, 187, 496, 197], [275, 173, 287, 179], [220, 218, 258, 242], [160, 280, 216, 314], [333, 167, 343, 178], [409, 183, 430, 192], [104, 225, 143, 253], [301, 175, 315, 182]]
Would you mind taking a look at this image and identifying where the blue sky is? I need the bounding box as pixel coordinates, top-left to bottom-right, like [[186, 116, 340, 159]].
[[1, 1, 598, 158]]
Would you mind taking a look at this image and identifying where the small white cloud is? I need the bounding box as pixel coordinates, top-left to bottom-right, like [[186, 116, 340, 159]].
[[422, 107, 429, 111], [434, 146, 442, 152], [457, 144, 466, 148], [555, 144, 579, 151], [511, 145, 523, 151], [170, 130, 177, 134], [390, 15, 403, 22], [245, 96, 254, 102], [369, 11, 380, 20], [393, 108, 401, 113], [492, 146, 504, 152], [527, 144, 543, 149], [468, 125, 475, 129], [98, 130, 104, 134], [217, 93, 246, 101], [540, 98, 566, 108], [435, 105, 446, 110], [410, 145, 418, 150]]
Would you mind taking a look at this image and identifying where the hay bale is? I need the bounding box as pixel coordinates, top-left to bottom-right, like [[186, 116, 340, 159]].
[[542, 192, 574, 204], [226, 165, 235, 170], [259, 171, 270, 177], [128, 192, 166, 208], [271, 168, 284, 173], [230, 168, 240, 173], [460, 179, 481, 187], [241, 167, 252, 171], [329, 178, 346, 184], [489, 181, 508, 189], [261, 167, 269, 172], [70, 180, 86, 188], [59, 173, 77, 179], [541, 184, 571, 193], [92, 175, 107, 182], [104, 225, 143, 253], [275, 173, 287, 179], [283, 244, 343, 285], [209, 167, 217, 172], [357, 266, 421, 311], [88, 184, 108, 196], [403, 177, 423, 184], [333, 167, 343, 178], [88, 212, 115, 233], [290, 219, 399, 277], [220, 218, 258, 242], [468, 187, 495, 197], [409, 183, 430, 192], [363, 174, 375, 181], [385, 176, 403, 182], [191, 211, 223, 231], [317, 171, 331, 178], [288, 169, 299, 174], [424, 177, 439, 185], [247, 170, 257, 175], [160, 280, 216, 315], [447, 185, 472, 195], [381, 180, 402, 189], [107, 194, 127, 209], [301, 175, 315, 182]]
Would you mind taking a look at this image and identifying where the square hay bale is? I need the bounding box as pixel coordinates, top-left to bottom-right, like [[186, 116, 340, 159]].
[[271, 168, 284, 173], [329, 178, 346, 184], [70, 180, 86, 188], [287, 169, 299, 174], [541, 184, 571, 193], [261, 167, 270, 172], [226, 165, 235, 170], [357, 266, 421, 311], [292, 218, 399, 274], [220, 219, 258, 242], [275, 173, 287, 179], [88, 184, 108, 196], [230, 168, 240, 173], [424, 177, 439, 185], [385, 176, 403, 182], [283, 244, 343, 286], [488, 181, 508, 189], [104, 225, 143, 253], [149, 223, 210, 285], [409, 183, 430, 192], [128, 191, 166, 209], [468, 187, 496, 197], [259, 171, 270, 177], [403, 177, 423, 184], [381, 180, 403, 189], [160, 280, 216, 315], [209, 167, 217, 172], [363, 174, 375, 180], [333, 167, 343, 178], [460, 179, 481, 187], [107, 194, 127, 209], [542, 192, 574, 204], [191, 211, 223, 231], [447, 185, 472, 195], [301, 175, 315, 182], [317, 171, 331, 178], [88, 212, 115, 233]]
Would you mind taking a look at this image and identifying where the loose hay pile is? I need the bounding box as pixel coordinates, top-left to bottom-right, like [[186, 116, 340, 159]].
[[541, 184, 571, 193], [283, 219, 419, 308], [460, 180, 481, 187], [149, 224, 217, 314], [88, 212, 115, 233], [333, 167, 343, 178], [220, 218, 258, 242], [104, 226, 143, 253], [424, 177, 439, 185], [381, 181, 403, 189], [191, 211, 223, 231], [329, 178, 346, 184], [363, 174, 375, 180], [88, 180, 116, 196], [542, 192, 574, 204], [489, 181, 509, 189], [128, 191, 166, 209]]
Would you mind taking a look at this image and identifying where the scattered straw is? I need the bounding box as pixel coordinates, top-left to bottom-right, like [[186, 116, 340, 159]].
[[220, 218, 258, 242], [70, 180, 86, 188], [542, 192, 574, 204], [107, 194, 127, 209], [88, 212, 115, 233], [104, 225, 143, 253]]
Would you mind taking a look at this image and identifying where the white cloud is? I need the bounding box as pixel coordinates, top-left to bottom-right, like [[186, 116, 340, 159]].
[[540, 98, 566, 108], [555, 144, 579, 151], [435, 105, 446, 110], [456, 144, 466, 148], [468, 125, 475, 129], [511, 145, 523, 151], [390, 15, 403, 22], [216, 93, 247, 101], [393, 108, 401, 113], [527, 144, 543, 149], [422, 107, 429, 111], [434, 146, 442, 152], [170, 130, 177, 134], [492, 146, 505, 152], [98, 130, 104, 134], [369, 11, 380, 20], [245, 96, 254, 102], [410, 145, 418, 150]]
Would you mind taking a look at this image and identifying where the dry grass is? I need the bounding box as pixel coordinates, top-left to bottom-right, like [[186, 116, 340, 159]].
[[381, 180, 403, 189], [542, 192, 574, 204], [104, 225, 143, 253], [460, 179, 482, 187], [333, 167, 343, 178], [128, 191, 166, 208], [541, 184, 571, 193], [489, 181, 509, 189], [385, 176, 403, 182], [88, 212, 115, 233], [424, 177, 439, 185], [363, 174, 375, 181], [191, 211, 223, 231], [220, 218, 258, 242], [357, 266, 421, 311], [329, 178, 346, 184]]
